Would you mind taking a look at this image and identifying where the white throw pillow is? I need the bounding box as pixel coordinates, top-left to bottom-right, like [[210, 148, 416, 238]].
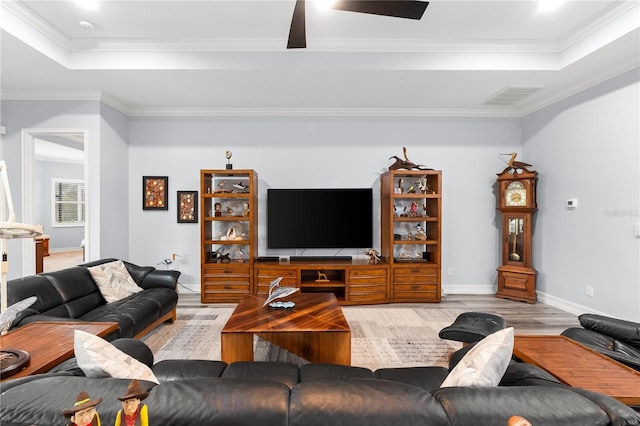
[[74, 330, 159, 384], [88, 260, 142, 303], [440, 327, 514, 388]]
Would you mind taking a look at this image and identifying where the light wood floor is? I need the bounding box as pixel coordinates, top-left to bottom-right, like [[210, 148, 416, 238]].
[[176, 292, 581, 336], [43, 249, 84, 273]]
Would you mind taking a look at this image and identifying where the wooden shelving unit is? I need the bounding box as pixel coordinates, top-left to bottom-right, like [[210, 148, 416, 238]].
[[381, 169, 442, 302], [200, 169, 257, 303]]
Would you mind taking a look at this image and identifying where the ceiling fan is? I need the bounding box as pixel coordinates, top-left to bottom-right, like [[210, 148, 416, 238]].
[[287, 0, 430, 49]]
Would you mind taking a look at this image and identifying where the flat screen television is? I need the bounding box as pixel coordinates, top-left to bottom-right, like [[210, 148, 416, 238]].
[[267, 188, 373, 249]]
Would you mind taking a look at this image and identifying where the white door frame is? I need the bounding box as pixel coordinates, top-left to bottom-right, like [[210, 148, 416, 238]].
[[21, 128, 90, 276]]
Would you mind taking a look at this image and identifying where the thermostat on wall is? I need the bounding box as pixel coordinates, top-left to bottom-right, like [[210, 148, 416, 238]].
[[566, 198, 578, 209]]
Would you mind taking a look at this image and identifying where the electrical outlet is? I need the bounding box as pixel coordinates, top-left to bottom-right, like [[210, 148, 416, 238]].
[[586, 285, 594, 297], [447, 267, 454, 276]]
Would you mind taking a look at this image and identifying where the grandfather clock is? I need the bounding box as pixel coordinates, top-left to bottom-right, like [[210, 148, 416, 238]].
[[496, 158, 538, 303]]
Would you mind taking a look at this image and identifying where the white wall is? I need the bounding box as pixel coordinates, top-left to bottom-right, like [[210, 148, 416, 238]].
[[128, 116, 521, 289], [522, 68, 640, 321]]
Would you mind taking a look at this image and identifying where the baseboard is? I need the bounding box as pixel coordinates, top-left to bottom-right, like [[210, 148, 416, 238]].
[[180, 282, 600, 317], [536, 291, 608, 317], [177, 282, 200, 293]]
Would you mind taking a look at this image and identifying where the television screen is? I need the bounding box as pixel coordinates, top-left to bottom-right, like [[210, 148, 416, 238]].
[[267, 188, 373, 249]]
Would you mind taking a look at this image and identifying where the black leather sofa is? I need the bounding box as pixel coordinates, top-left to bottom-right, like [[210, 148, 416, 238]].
[[562, 313, 640, 372], [1, 339, 638, 426], [6, 258, 180, 339]]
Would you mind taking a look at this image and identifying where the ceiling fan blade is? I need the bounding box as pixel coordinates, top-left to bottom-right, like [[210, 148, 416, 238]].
[[332, 0, 429, 20], [287, 0, 307, 49]]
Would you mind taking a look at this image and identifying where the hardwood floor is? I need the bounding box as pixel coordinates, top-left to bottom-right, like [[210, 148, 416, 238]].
[[177, 292, 581, 335], [43, 249, 84, 273]]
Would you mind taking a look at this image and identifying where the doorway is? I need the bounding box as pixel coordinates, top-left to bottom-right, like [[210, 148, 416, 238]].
[[22, 128, 89, 275]]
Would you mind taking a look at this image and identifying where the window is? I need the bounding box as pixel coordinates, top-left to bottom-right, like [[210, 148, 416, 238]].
[[52, 179, 85, 227]]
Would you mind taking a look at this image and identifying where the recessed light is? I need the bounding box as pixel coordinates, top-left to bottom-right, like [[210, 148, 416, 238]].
[[538, 0, 565, 12], [75, 0, 98, 10], [315, 0, 337, 10], [78, 20, 94, 30]]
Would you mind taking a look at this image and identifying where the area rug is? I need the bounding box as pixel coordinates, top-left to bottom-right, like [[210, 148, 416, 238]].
[[141, 305, 465, 371]]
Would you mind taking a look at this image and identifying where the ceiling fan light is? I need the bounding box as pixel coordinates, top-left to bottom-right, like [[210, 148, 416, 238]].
[[315, 0, 337, 10]]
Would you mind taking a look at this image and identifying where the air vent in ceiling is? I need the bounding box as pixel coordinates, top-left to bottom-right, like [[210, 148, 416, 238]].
[[483, 86, 545, 106]]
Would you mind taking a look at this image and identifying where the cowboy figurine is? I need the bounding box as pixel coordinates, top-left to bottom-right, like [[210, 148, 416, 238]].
[[63, 391, 102, 426], [114, 379, 150, 426]]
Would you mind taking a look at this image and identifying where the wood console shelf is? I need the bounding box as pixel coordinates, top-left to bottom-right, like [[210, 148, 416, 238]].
[[255, 260, 389, 305]]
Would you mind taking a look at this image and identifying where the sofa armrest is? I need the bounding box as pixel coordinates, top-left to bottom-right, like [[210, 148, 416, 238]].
[[579, 314, 640, 348], [139, 269, 180, 290]]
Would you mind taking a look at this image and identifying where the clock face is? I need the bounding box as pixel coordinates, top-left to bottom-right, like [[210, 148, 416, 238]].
[[505, 181, 527, 207]]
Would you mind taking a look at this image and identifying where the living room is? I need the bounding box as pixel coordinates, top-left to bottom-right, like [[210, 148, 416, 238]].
[[1, 2, 639, 424], [0, 2, 638, 320]]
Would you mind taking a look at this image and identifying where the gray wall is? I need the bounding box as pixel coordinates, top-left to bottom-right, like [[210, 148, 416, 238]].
[[522, 68, 640, 321], [127, 116, 521, 288], [1, 68, 638, 321], [34, 159, 84, 250]]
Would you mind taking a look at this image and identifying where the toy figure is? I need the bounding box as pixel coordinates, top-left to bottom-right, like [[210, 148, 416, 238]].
[[115, 379, 150, 426], [63, 391, 102, 426], [409, 201, 419, 217]]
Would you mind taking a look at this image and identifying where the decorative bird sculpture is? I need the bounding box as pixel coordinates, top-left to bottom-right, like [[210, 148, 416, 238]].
[[158, 253, 181, 270], [388, 147, 432, 171], [501, 152, 534, 173]]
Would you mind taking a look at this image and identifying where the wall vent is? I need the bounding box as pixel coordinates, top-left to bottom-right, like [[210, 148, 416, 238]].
[[483, 86, 545, 106]]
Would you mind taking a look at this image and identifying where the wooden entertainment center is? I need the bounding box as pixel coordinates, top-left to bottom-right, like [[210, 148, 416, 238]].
[[200, 169, 442, 305]]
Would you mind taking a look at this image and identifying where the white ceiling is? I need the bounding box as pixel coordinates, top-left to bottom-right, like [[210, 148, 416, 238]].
[[1, 0, 638, 117]]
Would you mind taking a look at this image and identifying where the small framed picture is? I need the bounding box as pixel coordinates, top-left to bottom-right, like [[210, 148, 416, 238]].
[[177, 191, 198, 223], [142, 176, 168, 210]]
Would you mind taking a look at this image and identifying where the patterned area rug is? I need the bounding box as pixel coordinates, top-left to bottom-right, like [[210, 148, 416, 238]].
[[142, 305, 465, 370]]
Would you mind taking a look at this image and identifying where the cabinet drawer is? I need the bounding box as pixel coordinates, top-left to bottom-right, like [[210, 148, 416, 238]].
[[204, 266, 251, 279], [392, 290, 440, 302], [256, 268, 298, 278], [348, 292, 388, 304], [348, 283, 388, 294], [393, 283, 438, 293], [349, 268, 387, 278]]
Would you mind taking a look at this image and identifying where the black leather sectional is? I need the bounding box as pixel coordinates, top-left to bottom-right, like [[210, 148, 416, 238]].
[[1, 339, 638, 426], [6, 258, 180, 339]]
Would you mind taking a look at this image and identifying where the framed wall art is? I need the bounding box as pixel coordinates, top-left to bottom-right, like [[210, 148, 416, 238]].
[[177, 190, 198, 223], [142, 176, 168, 210]]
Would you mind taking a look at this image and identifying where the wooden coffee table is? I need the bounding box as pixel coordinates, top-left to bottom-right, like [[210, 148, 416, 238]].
[[221, 292, 351, 365], [513, 335, 640, 405], [0, 321, 119, 382]]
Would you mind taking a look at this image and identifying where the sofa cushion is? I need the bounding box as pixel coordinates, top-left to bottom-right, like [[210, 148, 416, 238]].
[[7, 274, 64, 313], [88, 260, 143, 303], [222, 361, 300, 389], [152, 360, 228, 382], [42, 267, 105, 318], [300, 364, 374, 382], [374, 366, 450, 391], [440, 327, 513, 388], [289, 378, 450, 426], [433, 386, 611, 426], [74, 330, 159, 383]]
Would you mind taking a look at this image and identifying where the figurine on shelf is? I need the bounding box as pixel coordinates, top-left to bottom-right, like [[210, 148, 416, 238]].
[[364, 248, 380, 264], [233, 181, 248, 192], [316, 271, 330, 282], [63, 391, 102, 426], [214, 202, 222, 217], [243, 202, 250, 217], [388, 147, 432, 171], [397, 178, 404, 194], [225, 150, 233, 170], [417, 177, 431, 194], [409, 201, 419, 217], [114, 379, 150, 426], [415, 224, 427, 240], [226, 206, 235, 216]]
